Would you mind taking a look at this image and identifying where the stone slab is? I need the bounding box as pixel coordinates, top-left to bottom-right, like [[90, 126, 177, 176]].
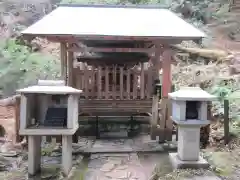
[[169, 153, 209, 169], [83, 136, 169, 153]]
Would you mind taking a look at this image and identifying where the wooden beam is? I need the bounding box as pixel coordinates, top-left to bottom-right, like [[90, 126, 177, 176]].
[[67, 46, 155, 54]]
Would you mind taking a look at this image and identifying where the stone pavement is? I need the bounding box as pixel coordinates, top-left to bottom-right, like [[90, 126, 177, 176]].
[[69, 136, 221, 180], [85, 153, 151, 180]]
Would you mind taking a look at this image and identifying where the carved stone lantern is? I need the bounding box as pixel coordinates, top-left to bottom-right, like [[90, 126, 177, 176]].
[[168, 87, 217, 169], [16, 80, 82, 176]]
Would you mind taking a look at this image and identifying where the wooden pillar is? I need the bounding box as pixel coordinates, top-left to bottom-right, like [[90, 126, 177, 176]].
[[162, 47, 173, 141], [150, 43, 162, 140], [67, 43, 74, 87], [60, 42, 67, 84], [162, 48, 172, 98], [152, 43, 162, 80]]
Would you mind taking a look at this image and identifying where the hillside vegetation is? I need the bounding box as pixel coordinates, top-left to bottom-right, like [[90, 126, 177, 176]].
[[1, 0, 240, 179]]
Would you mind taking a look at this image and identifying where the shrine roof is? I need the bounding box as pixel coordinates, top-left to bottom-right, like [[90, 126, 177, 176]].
[[21, 4, 206, 41]]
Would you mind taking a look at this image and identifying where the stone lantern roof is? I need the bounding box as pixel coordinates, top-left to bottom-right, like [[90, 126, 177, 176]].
[[168, 87, 217, 101], [17, 85, 82, 95]]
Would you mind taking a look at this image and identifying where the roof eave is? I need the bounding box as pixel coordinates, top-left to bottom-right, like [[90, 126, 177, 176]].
[[21, 33, 205, 44], [58, 3, 170, 9]]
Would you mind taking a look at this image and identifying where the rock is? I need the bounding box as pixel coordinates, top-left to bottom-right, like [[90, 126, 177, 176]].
[[107, 158, 122, 165], [41, 173, 58, 180], [0, 155, 11, 171], [74, 155, 83, 165], [0, 151, 18, 157], [115, 165, 128, 170], [210, 129, 224, 141], [50, 152, 61, 157], [0, 142, 15, 153], [100, 162, 115, 172], [90, 154, 99, 160], [105, 170, 129, 179], [67, 166, 76, 179], [0, 155, 10, 164], [0, 163, 7, 171], [52, 145, 61, 153]]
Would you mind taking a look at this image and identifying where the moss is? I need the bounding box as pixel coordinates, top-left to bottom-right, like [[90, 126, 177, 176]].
[[41, 164, 60, 179], [41, 144, 56, 156], [205, 151, 235, 176], [0, 171, 25, 180]]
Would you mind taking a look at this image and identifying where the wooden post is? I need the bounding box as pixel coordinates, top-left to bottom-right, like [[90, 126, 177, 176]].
[[67, 43, 74, 87], [162, 48, 172, 98], [224, 99, 230, 144], [150, 43, 162, 140], [60, 42, 67, 83], [162, 47, 173, 141], [14, 96, 21, 143]]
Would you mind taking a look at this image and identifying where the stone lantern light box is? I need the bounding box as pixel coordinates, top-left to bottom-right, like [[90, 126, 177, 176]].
[[17, 80, 82, 135], [168, 87, 217, 169], [169, 87, 216, 123]]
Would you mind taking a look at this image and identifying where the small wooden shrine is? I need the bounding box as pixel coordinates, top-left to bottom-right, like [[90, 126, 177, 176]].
[[21, 4, 205, 144]]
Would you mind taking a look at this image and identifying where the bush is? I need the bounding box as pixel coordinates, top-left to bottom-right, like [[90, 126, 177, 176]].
[[0, 39, 60, 96]]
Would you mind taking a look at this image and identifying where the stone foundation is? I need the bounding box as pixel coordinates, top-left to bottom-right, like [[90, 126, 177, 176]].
[[169, 153, 209, 169]]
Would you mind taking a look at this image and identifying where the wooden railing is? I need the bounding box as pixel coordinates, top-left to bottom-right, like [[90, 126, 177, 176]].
[[74, 63, 154, 100]]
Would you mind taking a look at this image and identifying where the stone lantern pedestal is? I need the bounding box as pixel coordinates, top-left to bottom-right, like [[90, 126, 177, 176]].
[[168, 87, 216, 169]]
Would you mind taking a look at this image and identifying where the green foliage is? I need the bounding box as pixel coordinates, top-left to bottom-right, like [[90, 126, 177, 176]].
[[0, 39, 60, 96], [209, 79, 240, 136], [210, 86, 232, 101]]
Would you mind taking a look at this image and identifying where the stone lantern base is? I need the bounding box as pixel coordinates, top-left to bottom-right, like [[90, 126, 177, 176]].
[[169, 119, 210, 170], [169, 153, 209, 169]]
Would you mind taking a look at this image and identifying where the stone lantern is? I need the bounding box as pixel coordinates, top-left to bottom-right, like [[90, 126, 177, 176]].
[[16, 80, 82, 176], [168, 87, 217, 169]]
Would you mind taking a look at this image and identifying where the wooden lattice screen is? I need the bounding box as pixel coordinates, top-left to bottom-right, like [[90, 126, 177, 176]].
[[74, 62, 153, 100]]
